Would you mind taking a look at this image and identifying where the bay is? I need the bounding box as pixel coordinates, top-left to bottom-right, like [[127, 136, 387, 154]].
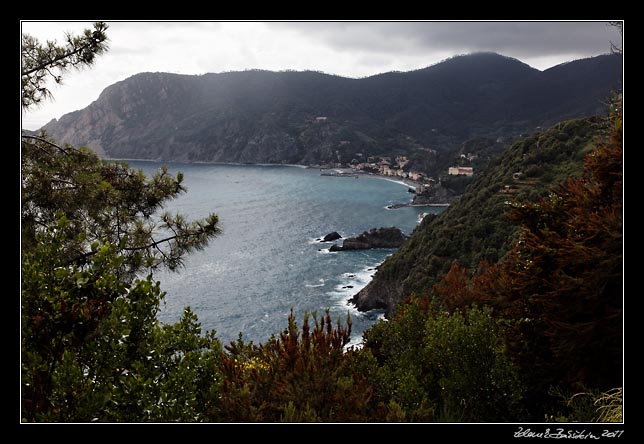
[[125, 161, 445, 347]]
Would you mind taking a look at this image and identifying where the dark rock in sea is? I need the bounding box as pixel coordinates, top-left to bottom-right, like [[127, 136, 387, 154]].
[[329, 227, 407, 252], [322, 231, 342, 242], [342, 285, 354, 289]]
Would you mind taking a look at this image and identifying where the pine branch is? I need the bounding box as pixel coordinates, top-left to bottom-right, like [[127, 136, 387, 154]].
[[21, 27, 107, 76], [68, 226, 214, 266], [21, 135, 73, 155]]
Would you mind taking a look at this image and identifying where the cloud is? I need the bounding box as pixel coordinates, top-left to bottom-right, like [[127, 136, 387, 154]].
[[276, 21, 620, 62], [21, 20, 621, 130]]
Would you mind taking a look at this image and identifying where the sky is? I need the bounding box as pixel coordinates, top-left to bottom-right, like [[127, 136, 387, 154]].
[[20, 21, 622, 130]]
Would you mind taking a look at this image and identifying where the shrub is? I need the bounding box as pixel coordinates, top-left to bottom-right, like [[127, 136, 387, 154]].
[[360, 300, 525, 422]]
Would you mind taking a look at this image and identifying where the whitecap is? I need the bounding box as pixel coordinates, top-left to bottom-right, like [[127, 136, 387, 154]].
[[304, 278, 325, 288], [317, 248, 337, 254], [344, 335, 365, 350], [309, 234, 344, 244], [327, 262, 385, 317]]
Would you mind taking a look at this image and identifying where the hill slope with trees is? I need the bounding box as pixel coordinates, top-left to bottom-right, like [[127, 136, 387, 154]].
[[41, 52, 622, 175], [22, 23, 623, 423], [352, 116, 607, 313]]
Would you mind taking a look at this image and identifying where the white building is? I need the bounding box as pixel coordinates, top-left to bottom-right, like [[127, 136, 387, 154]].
[[448, 167, 474, 176]]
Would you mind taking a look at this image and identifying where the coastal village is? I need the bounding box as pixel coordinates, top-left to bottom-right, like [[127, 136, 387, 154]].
[[319, 152, 475, 204], [310, 116, 477, 198]]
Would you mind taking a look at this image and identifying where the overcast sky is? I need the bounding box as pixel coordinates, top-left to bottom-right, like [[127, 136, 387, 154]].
[[20, 21, 622, 130]]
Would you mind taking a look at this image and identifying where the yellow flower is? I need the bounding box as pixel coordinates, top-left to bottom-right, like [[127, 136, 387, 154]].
[[234, 356, 269, 373]]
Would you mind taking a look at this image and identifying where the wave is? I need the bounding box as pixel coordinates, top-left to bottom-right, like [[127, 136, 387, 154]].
[[327, 265, 381, 313], [379, 177, 416, 189], [304, 278, 326, 288], [324, 260, 388, 350], [308, 236, 343, 245], [343, 311, 387, 350], [345, 335, 365, 350], [316, 248, 337, 254]]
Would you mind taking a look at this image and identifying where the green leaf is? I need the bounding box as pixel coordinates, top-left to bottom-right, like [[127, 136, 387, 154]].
[[76, 274, 89, 287]]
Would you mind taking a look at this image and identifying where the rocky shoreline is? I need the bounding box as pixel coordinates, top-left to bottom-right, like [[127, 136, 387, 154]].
[[387, 202, 450, 209], [316, 227, 407, 252], [328, 227, 407, 252]]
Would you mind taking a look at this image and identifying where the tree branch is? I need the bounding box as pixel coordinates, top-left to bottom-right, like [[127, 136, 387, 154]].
[[21, 41, 95, 77], [21, 135, 73, 155], [68, 229, 209, 266], [50, 178, 78, 189], [153, 242, 171, 264]]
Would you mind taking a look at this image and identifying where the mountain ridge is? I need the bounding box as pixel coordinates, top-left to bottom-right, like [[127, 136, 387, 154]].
[[41, 52, 621, 174]]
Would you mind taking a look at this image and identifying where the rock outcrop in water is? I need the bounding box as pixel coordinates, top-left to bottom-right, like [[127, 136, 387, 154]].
[[321, 232, 342, 242], [329, 227, 407, 252]]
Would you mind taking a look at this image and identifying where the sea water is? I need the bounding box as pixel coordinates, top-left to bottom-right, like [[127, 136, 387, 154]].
[[125, 161, 445, 347]]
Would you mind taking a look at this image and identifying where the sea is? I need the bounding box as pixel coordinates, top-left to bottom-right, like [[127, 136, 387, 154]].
[[125, 161, 446, 348]]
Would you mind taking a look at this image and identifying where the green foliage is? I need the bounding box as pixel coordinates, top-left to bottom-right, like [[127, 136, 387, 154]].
[[209, 310, 372, 422], [427, 98, 623, 420], [422, 308, 525, 421], [439, 174, 474, 195], [22, 22, 109, 109], [361, 116, 603, 314], [21, 221, 224, 421], [359, 301, 525, 422], [21, 135, 220, 278], [21, 123, 221, 422], [22, 106, 620, 421], [500, 105, 622, 400], [356, 299, 436, 421]]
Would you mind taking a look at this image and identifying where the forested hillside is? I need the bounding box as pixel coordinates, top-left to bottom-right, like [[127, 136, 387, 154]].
[[358, 101, 622, 421], [42, 53, 621, 176], [352, 116, 605, 312]]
